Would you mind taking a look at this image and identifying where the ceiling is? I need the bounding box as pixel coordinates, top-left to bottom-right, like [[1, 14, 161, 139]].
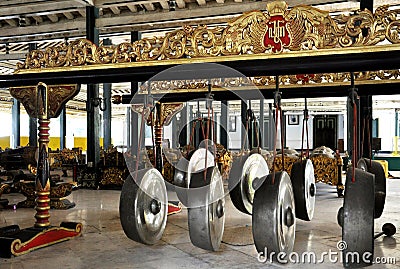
[[1, 0, 400, 116]]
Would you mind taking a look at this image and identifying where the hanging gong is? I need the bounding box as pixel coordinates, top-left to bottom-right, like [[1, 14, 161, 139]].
[[341, 168, 375, 268], [188, 166, 225, 251], [290, 159, 316, 221], [357, 158, 386, 218], [228, 153, 269, 215], [174, 148, 215, 208], [119, 168, 168, 245], [252, 171, 296, 260]]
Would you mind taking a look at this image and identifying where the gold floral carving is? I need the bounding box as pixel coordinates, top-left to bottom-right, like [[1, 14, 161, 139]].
[[131, 102, 184, 127], [16, 2, 400, 71], [100, 167, 127, 186], [310, 154, 342, 185], [10, 84, 80, 118], [273, 156, 300, 175], [135, 70, 400, 94]]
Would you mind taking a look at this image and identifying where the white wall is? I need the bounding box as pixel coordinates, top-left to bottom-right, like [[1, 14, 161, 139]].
[[286, 114, 313, 150], [373, 109, 396, 152]]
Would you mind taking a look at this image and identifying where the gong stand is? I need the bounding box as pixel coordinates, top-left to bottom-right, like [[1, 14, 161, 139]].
[[186, 85, 226, 251], [358, 101, 386, 219], [290, 98, 316, 221], [338, 74, 375, 268], [0, 83, 82, 258], [272, 80, 285, 181], [252, 77, 296, 259], [300, 98, 310, 159]]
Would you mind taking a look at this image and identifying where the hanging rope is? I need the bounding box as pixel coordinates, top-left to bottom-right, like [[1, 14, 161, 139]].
[[135, 108, 146, 181], [240, 103, 250, 154], [300, 98, 310, 159], [272, 76, 283, 185], [360, 108, 373, 168], [350, 73, 358, 183]]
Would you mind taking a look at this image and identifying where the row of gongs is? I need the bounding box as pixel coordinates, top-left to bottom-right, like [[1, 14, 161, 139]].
[[119, 148, 387, 267]]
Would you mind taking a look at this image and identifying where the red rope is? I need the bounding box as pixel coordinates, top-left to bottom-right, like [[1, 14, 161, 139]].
[[188, 119, 197, 155]]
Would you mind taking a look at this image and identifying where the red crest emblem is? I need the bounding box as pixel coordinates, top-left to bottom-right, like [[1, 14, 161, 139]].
[[264, 15, 291, 53]]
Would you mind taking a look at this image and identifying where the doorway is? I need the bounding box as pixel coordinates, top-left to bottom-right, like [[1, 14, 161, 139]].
[[313, 115, 338, 150]]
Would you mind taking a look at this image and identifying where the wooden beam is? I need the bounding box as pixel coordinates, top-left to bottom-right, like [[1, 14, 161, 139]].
[[127, 5, 137, 12], [5, 19, 17, 27], [197, 0, 207, 5], [33, 16, 43, 23], [47, 14, 59, 22], [0, 1, 83, 19], [160, 1, 169, 10], [63, 12, 75, 20], [0, 19, 86, 42], [175, 0, 186, 8], [143, 3, 155, 11], [78, 9, 86, 17], [73, 0, 94, 6], [0, 52, 26, 61], [110, 6, 121, 14]]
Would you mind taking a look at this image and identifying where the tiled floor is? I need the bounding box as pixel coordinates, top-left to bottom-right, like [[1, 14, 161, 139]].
[[1, 173, 399, 269]]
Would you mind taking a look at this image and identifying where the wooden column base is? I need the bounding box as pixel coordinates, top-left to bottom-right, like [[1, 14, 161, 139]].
[[0, 222, 82, 258]]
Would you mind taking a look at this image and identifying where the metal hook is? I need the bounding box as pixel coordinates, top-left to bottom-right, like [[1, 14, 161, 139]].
[[206, 82, 213, 110], [304, 98, 309, 119], [274, 76, 282, 109], [349, 72, 358, 105]]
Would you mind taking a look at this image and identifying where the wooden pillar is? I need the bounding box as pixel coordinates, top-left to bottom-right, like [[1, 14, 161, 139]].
[[259, 99, 264, 149], [220, 100, 228, 149], [28, 43, 37, 148], [103, 39, 112, 150], [11, 99, 20, 148], [179, 105, 188, 147], [360, 0, 373, 11], [86, 6, 100, 168], [130, 31, 141, 154], [241, 100, 248, 150], [360, 96, 373, 158], [60, 108, 66, 149], [359, 0, 373, 159], [268, 103, 274, 151]]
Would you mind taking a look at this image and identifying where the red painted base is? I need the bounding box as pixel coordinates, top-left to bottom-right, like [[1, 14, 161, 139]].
[[0, 222, 82, 258], [167, 202, 182, 216]]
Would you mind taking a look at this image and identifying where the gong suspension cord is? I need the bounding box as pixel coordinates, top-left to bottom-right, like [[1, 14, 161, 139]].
[[272, 76, 283, 185], [360, 109, 373, 167], [203, 84, 215, 181], [300, 98, 310, 159], [240, 104, 250, 154], [135, 108, 146, 181], [350, 73, 358, 183], [188, 119, 198, 155]]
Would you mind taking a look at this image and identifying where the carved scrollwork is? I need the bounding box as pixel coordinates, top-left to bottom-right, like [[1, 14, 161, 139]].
[[16, 2, 400, 71], [10, 84, 80, 119]]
